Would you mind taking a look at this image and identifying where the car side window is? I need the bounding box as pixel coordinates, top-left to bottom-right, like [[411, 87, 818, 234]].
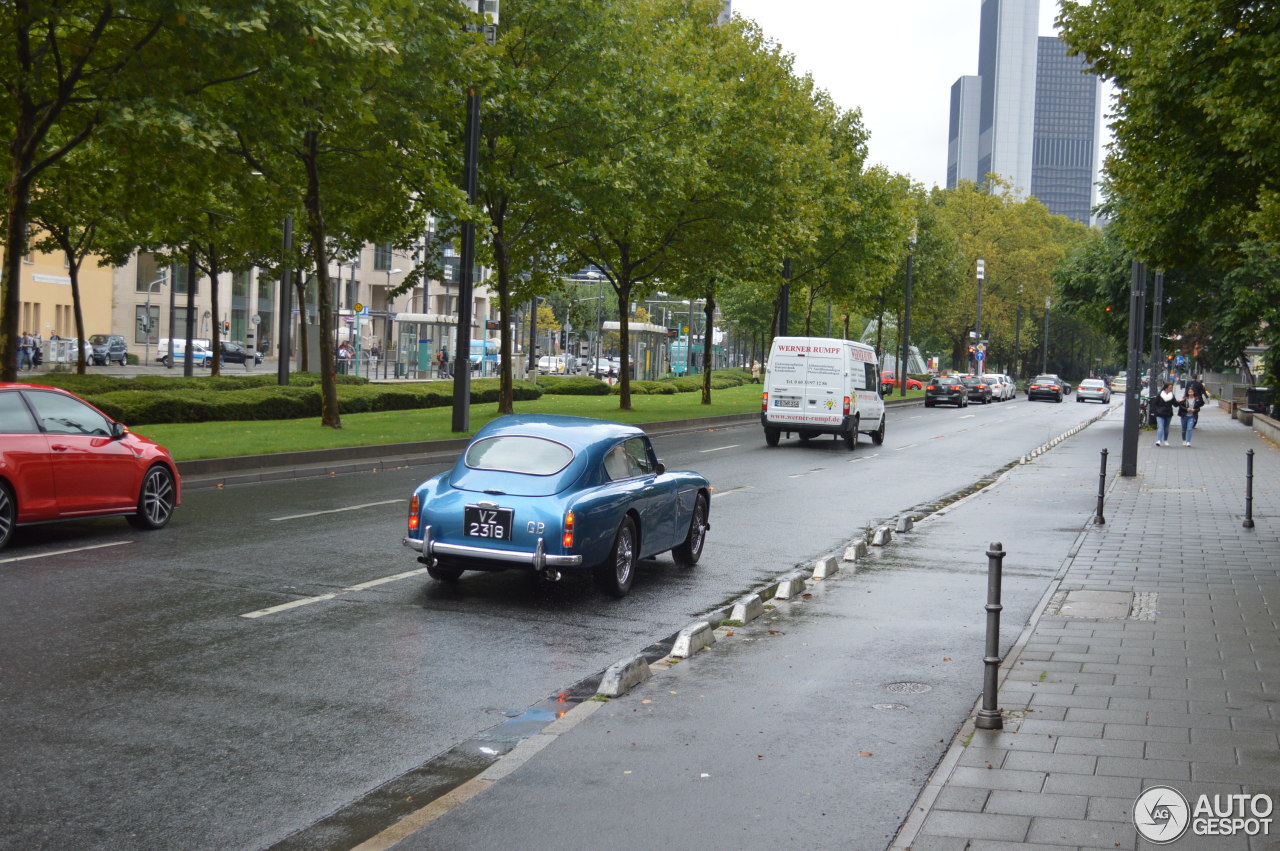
[[26, 390, 112, 437], [0, 391, 38, 434], [624, 437, 654, 476], [864, 364, 877, 393], [603, 444, 632, 480]]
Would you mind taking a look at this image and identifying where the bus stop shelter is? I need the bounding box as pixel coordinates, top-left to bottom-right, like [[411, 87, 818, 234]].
[[602, 320, 670, 380]]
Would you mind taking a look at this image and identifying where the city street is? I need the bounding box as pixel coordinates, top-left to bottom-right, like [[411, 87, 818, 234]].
[[2, 398, 1112, 849]]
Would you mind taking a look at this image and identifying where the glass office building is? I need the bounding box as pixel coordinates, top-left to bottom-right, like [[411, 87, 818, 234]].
[[1031, 36, 1100, 224]]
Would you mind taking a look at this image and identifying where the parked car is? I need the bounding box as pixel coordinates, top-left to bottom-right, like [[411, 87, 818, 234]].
[[1076, 378, 1112, 403], [218, 340, 262, 365], [924, 375, 969, 408], [402, 415, 710, 597], [962, 375, 994, 404], [983, 374, 1014, 401], [156, 339, 214, 367], [88, 334, 128, 366], [0, 383, 181, 550], [879, 371, 923, 394], [537, 355, 567, 375], [1027, 374, 1066, 402]]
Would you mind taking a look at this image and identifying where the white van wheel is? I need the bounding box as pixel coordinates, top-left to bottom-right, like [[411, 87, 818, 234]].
[[843, 415, 859, 449], [871, 415, 886, 445], [764, 427, 780, 447]]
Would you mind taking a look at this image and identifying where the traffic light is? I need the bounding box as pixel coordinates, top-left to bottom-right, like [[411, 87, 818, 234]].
[[223, 321, 230, 332], [968, 345, 976, 355]]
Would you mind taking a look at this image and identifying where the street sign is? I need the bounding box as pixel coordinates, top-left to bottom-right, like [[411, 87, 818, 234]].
[[976, 351, 985, 361], [1175, 354, 1186, 366], [250, 313, 261, 325], [353, 302, 364, 313]]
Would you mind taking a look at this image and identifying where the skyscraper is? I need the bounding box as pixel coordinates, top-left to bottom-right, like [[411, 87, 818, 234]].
[[947, 0, 1100, 223], [1031, 37, 1100, 224]]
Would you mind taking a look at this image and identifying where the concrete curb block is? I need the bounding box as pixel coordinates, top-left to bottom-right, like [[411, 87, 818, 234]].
[[730, 594, 765, 624], [871, 526, 893, 546], [812, 556, 839, 580], [597, 655, 651, 697], [670, 621, 716, 659], [843, 541, 868, 562], [773, 571, 810, 599], [895, 515, 914, 533]]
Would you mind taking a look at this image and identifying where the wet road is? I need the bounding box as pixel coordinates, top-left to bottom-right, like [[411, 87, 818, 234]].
[[0, 395, 1109, 849]]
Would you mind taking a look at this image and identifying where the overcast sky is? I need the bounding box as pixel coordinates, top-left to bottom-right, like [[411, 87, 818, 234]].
[[728, 0, 1071, 190]]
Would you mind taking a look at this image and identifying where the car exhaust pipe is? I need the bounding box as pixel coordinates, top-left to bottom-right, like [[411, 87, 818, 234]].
[[545, 569, 562, 582]]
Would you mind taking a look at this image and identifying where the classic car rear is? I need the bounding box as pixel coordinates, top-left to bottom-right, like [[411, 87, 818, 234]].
[[403, 415, 710, 597]]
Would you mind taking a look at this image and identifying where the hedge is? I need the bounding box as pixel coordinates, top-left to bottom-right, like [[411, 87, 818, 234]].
[[536, 375, 611, 396]]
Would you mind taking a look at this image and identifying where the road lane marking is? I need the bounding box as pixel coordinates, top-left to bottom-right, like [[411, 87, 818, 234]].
[[711, 486, 752, 498], [270, 499, 403, 522], [909, 415, 922, 419], [240, 567, 431, 619], [0, 540, 131, 564], [788, 468, 825, 479], [848, 453, 879, 464], [959, 414, 976, 419], [700, 444, 740, 453], [894, 443, 917, 451]]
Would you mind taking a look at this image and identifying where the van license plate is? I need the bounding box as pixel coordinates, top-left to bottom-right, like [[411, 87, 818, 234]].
[[465, 505, 513, 540], [773, 397, 800, 408]]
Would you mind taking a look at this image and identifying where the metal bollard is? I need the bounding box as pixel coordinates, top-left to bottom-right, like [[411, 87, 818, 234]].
[[1093, 448, 1108, 525], [975, 541, 1005, 730], [1244, 449, 1255, 529]]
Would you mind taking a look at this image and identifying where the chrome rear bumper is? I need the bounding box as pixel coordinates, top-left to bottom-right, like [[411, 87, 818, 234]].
[[403, 525, 582, 571]]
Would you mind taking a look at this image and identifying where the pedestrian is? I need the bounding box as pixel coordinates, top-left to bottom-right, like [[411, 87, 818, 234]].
[[439, 346, 450, 378], [1178, 386, 1205, 446], [750, 359, 761, 383], [368, 344, 380, 374], [607, 364, 617, 385], [1152, 381, 1176, 446], [17, 331, 32, 370], [1187, 373, 1208, 400]]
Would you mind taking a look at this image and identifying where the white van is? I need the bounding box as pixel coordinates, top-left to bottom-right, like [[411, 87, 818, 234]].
[[761, 336, 886, 449]]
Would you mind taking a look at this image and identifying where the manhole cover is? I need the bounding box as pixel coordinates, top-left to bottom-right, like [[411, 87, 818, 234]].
[[872, 703, 909, 711], [885, 682, 931, 694]]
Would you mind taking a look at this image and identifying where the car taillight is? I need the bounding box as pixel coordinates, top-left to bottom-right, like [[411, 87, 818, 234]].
[[951, 385, 962, 390], [977, 384, 986, 389], [563, 510, 575, 548], [408, 494, 420, 533], [762, 391, 768, 412], [843, 396, 851, 415]]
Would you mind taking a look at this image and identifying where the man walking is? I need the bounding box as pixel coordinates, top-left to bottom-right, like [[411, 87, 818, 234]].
[[17, 331, 32, 370]]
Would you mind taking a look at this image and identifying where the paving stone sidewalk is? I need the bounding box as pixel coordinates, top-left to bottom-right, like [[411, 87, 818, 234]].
[[901, 407, 1280, 851]]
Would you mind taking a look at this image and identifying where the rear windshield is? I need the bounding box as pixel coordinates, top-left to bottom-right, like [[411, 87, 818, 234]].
[[465, 435, 574, 475], [930, 376, 960, 384], [1032, 376, 1056, 383]]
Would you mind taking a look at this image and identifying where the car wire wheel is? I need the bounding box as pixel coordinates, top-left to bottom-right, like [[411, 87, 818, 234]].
[[596, 516, 637, 597], [0, 483, 14, 550], [673, 494, 708, 567], [128, 466, 176, 530]]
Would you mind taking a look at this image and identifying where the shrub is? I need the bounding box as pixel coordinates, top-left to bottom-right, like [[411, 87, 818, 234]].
[[538, 375, 610, 396]]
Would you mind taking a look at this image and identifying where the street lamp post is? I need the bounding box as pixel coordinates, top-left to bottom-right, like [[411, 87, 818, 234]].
[[453, 0, 499, 432], [141, 274, 167, 368], [277, 216, 293, 386], [1042, 296, 1052, 374], [975, 258, 985, 374], [899, 224, 917, 397], [1121, 262, 1147, 477]]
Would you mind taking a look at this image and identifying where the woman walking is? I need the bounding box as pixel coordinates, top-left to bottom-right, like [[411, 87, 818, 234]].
[[1152, 382, 1176, 446], [1178, 386, 1205, 446]]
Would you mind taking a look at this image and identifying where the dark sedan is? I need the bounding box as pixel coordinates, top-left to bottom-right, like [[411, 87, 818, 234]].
[[403, 415, 710, 597], [962, 375, 994, 404], [924, 375, 969, 408], [1027, 375, 1065, 402], [219, 340, 262, 365]]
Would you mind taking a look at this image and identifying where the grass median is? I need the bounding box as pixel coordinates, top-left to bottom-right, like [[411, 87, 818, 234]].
[[140, 382, 768, 461]]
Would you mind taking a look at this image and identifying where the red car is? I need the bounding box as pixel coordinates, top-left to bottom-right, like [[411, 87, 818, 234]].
[[0, 383, 181, 550], [880, 371, 924, 393]]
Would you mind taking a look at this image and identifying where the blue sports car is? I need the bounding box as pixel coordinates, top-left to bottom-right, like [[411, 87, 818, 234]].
[[403, 415, 711, 597]]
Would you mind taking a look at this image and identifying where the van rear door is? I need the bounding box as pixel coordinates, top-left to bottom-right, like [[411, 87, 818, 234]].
[[800, 349, 845, 427]]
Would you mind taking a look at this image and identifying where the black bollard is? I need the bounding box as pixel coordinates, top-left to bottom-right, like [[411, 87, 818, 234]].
[[1244, 449, 1255, 529], [976, 542, 1005, 730], [1093, 448, 1108, 525]]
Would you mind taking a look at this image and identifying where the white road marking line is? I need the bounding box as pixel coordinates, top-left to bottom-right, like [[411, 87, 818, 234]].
[[894, 443, 917, 451], [848, 453, 879, 464], [909, 415, 922, 419], [0, 540, 132, 564], [700, 444, 740, 453], [711, 486, 752, 498], [270, 499, 403, 522], [240, 567, 431, 619], [959, 414, 976, 419]]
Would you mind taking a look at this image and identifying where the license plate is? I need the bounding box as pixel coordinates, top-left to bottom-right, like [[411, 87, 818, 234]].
[[773, 397, 800, 408], [465, 505, 513, 540]]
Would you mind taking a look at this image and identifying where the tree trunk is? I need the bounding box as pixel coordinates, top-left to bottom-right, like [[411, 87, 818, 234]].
[[303, 129, 341, 428], [208, 246, 222, 378], [184, 251, 197, 377], [493, 233, 514, 415], [616, 281, 633, 410], [701, 289, 715, 405]]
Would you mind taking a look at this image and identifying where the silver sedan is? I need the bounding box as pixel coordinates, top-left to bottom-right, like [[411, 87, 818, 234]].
[[1076, 378, 1112, 403]]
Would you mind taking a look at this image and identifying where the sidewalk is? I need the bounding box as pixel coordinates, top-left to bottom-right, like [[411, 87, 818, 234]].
[[345, 404, 1280, 851], [902, 406, 1280, 850]]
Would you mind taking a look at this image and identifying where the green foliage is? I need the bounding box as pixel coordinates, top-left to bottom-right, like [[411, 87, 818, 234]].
[[537, 376, 611, 396]]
